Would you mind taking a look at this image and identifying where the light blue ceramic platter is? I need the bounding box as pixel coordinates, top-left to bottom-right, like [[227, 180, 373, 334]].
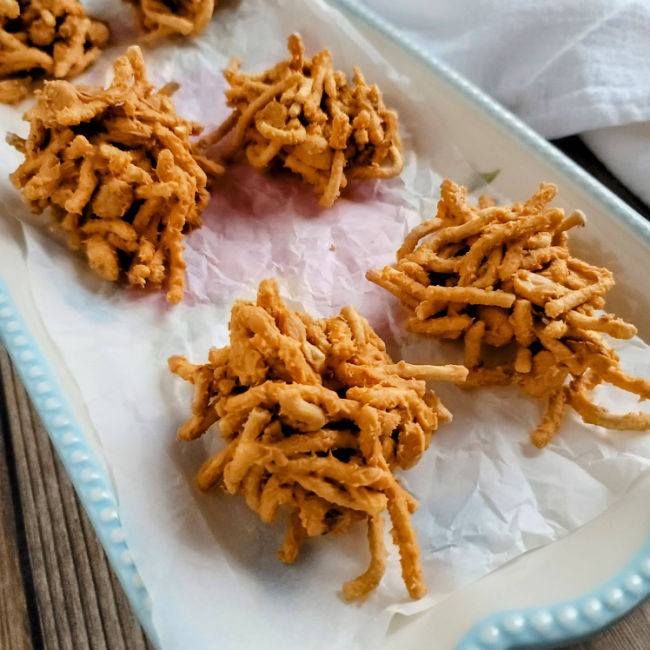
[[1, 1, 649, 648]]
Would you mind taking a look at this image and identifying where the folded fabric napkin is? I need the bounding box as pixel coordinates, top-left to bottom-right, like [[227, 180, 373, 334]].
[[362, 0, 650, 204]]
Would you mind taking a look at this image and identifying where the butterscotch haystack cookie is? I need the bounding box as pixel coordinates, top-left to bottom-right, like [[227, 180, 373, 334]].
[[170, 278, 467, 600], [204, 33, 403, 208], [368, 180, 650, 448], [0, 0, 109, 104], [126, 0, 215, 41], [10, 45, 223, 303]]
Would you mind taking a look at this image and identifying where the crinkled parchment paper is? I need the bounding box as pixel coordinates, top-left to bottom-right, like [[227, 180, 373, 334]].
[[1, 1, 649, 648]]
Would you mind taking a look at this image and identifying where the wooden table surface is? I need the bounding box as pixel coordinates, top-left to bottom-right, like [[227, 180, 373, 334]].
[[1, 136, 649, 650]]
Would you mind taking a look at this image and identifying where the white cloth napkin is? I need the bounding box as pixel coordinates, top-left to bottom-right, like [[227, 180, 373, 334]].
[[361, 0, 650, 204]]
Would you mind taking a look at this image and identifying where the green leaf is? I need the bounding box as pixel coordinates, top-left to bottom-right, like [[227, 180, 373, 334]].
[[477, 169, 501, 185], [467, 168, 501, 192]]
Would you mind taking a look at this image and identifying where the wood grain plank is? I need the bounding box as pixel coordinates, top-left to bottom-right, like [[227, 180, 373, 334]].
[[47, 412, 109, 650], [78, 512, 133, 650], [13, 362, 84, 650], [107, 568, 152, 650], [1, 349, 61, 649], [1, 348, 154, 650], [0, 359, 33, 650]]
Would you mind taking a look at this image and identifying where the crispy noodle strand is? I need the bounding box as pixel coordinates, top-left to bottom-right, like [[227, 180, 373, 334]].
[[0, 0, 109, 104], [368, 179, 649, 447], [10, 46, 222, 303], [201, 33, 403, 207], [170, 278, 466, 601], [127, 0, 216, 41]]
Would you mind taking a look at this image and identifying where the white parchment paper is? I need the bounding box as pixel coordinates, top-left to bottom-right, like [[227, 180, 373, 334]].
[[1, 1, 650, 648]]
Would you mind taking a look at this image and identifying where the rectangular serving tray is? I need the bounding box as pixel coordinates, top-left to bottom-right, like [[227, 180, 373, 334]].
[[1, 1, 649, 648]]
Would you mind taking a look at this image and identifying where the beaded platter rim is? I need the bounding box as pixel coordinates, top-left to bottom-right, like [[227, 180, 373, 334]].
[[332, 0, 650, 648], [0, 1, 648, 649]]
